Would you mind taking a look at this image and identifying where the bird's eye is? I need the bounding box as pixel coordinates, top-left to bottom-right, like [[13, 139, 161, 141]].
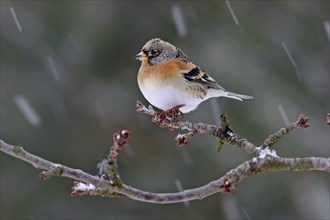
[[150, 49, 158, 56]]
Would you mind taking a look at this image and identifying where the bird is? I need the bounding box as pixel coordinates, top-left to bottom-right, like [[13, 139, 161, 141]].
[[135, 38, 252, 114]]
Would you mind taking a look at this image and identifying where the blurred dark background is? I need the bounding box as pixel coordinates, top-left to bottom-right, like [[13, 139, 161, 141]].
[[1, 1, 329, 219]]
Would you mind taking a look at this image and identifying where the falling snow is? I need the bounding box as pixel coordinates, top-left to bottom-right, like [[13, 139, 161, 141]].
[[324, 20, 330, 41], [9, 6, 22, 32], [67, 33, 81, 51], [281, 42, 301, 82], [171, 5, 187, 38], [277, 104, 290, 126], [48, 56, 61, 82], [14, 96, 41, 127], [225, 0, 240, 26], [174, 179, 190, 206], [240, 206, 251, 220], [210, 99, 221, 126]]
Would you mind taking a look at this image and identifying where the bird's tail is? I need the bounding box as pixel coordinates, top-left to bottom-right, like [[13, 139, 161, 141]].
[[225, 92, 253, 101]]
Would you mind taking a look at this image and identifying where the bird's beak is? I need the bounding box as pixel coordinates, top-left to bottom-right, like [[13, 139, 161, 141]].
[[134, 51, 148, 61]]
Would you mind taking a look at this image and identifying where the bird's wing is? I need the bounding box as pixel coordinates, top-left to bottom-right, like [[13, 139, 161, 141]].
[[182, 65, 227, 91]]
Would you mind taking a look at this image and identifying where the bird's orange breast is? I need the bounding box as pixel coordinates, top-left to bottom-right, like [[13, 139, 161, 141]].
[[137, 59, 195, 84]]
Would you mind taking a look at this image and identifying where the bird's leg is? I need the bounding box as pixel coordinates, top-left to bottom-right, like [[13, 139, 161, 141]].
[[157, 105, 184, 126]]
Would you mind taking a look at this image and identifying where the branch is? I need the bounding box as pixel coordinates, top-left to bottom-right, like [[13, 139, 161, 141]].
[[1, 138, 329, 203], [136, 101, 260, 156], [1, 103, 329, 204], [0, 140, 109, 187], [1, 137, 329, 204], [136, 102, 313, 157], [261, 114, 309, 148]]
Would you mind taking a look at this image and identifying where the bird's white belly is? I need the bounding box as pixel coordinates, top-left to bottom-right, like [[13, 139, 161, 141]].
[[139, 78, 201, 113]]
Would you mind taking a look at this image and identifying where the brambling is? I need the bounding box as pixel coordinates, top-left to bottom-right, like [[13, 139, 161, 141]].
[[135, 38, 253, 114]]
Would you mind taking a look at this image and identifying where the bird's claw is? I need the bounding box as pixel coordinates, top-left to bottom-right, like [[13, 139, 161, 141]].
[[153, 105, 184, 128]]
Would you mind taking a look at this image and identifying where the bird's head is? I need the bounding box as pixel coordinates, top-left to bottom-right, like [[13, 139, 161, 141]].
[[134, 38, 178, 65]]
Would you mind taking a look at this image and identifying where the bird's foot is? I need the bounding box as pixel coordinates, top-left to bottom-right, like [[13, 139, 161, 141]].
[[153, 105, 184, 128]]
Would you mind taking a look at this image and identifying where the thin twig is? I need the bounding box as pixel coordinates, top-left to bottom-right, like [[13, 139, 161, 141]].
[[262, 114, 309, 148], [106, 129, 131, 187]]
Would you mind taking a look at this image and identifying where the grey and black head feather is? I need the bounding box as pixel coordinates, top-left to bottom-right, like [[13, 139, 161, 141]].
[[141, 38, 190, 65]]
